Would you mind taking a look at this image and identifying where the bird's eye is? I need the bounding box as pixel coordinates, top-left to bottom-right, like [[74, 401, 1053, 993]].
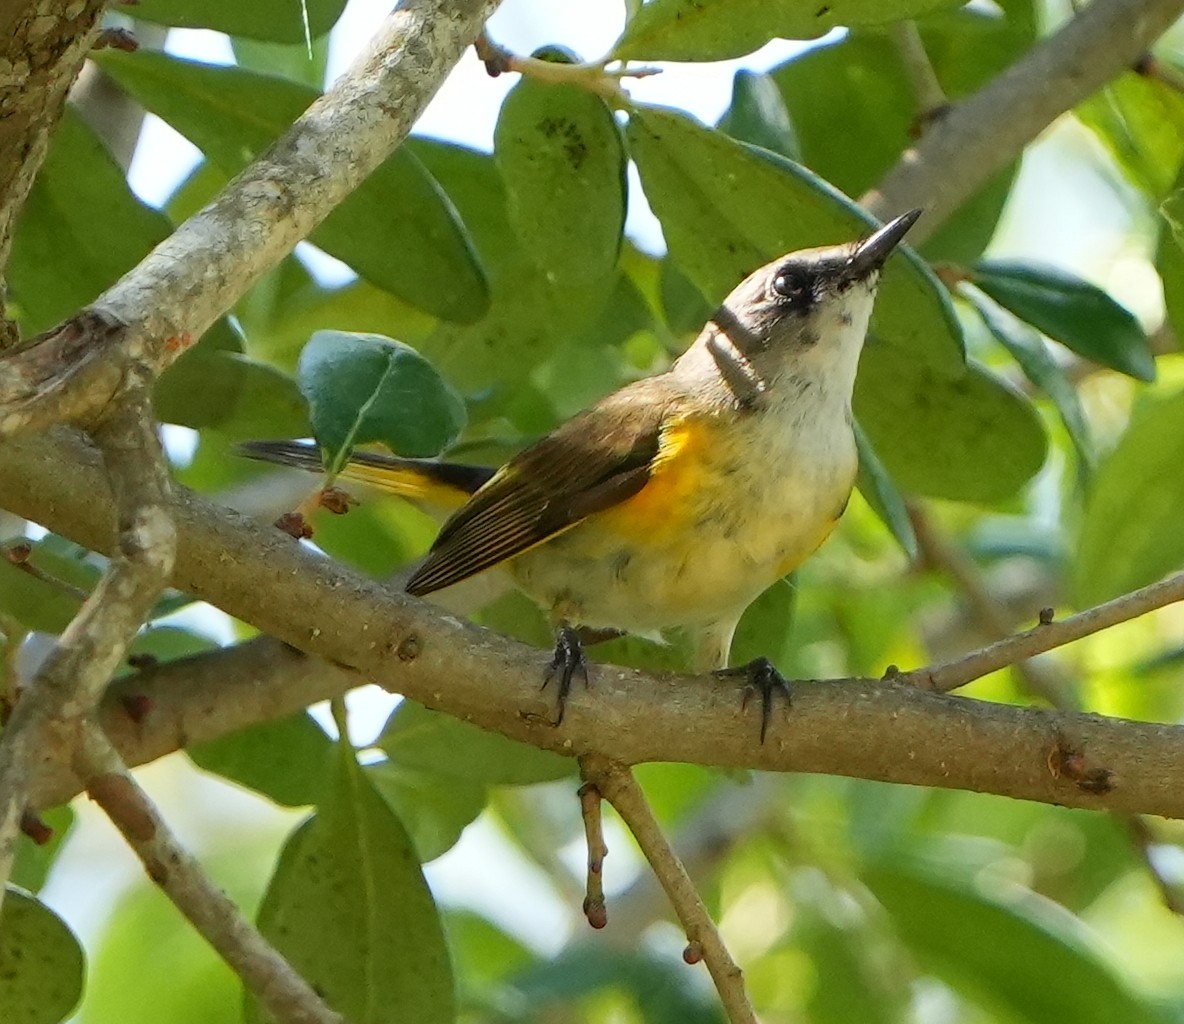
[[771, 267, 813, 305]]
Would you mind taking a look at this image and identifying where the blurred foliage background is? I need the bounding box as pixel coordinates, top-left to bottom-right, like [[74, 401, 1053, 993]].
[[5, 0, 1184, 1021]]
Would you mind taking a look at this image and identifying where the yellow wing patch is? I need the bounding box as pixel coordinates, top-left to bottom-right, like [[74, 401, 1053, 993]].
[[336, 461, 471, 510]]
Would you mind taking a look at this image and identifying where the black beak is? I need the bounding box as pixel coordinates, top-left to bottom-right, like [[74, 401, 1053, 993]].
[[846, 208, 922, 279]]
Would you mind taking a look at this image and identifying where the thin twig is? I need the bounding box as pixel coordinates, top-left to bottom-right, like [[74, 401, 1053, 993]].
[[77, 725, 344, 1024], [907, 502, 1076, 707], [900, 568, 1184, 694], [577, 782, 608, 929], [865, 0, 1184, 236], [474, 28, 658, 105], [581, 755, 758, 1024], [889, 20, 949, 129], [908, 502, 1184, 914]]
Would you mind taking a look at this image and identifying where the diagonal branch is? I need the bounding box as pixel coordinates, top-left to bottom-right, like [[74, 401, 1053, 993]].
[[0, 0, 503, 439], [77, 724, 344, 1024], [864, 0, 1184, 233], [5, 429, 1184, 818]]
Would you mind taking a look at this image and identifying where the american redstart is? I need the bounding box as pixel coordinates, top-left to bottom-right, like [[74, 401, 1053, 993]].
[[242, 209, 921, 739]]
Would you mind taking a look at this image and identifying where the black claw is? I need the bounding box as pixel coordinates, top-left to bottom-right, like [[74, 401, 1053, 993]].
[[715, 656, 792, 743], [543, 625, 589, 725]]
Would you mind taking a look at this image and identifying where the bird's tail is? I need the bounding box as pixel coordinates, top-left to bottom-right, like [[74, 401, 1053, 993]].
[[237, 439, 494, 511]]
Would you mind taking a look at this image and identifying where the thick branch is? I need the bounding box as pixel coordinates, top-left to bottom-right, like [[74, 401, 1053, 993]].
[[5, 430, 1184, 818], [0, 1, 106, 349], [863, 0, 1184, 233], [78, 725, 343, 1024], [0, 0, 502, 437]]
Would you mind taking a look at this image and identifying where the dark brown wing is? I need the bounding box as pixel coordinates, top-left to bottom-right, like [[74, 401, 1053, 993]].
[[405, 376, 683, 596]]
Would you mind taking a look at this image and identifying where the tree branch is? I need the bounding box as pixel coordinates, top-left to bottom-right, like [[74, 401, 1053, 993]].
[[5, 430, 1184, 818], [0, 1, 107, 350], [0, 387, 174, 908], [863, 0, 1184, 234], [0, 0, 503, 438], [77, 724, 344, 1024], [580, 755, 757, 1024]]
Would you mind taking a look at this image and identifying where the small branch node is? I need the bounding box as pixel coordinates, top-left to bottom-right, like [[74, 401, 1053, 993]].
[[578, 781, 609, 929]]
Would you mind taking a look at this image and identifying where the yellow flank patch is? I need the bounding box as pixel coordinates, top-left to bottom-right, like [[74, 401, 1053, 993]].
[[337, 463, 470, 510], [597, 416, 710, 537]]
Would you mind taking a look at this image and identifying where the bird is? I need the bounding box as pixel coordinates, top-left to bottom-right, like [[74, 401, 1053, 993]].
[[241, 209, 921, 740]]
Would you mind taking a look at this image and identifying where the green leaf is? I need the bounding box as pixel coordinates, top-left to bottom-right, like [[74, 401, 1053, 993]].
[[0, 887, 85, 1024], [972, 261, 1155, 381], [768, 22, 1028, 263], [494, 59, 626, 327], [626, 106, 964, 376], [512, 945, 723, 1024], [853, 420, 917, 556], [408, 138, 565, 390], [1075, 387, 1184, 605], [297, 329, 467, 473], [252, 745, 454, 1024], [717, 70, 799, 161], [854, 345, 1047, 502], [189, 712, 331, 807], [156, 348, 308, 438], [0, 535, 101, 633], [232, 34, 330, 89], [1158, 221, 1184, 342], [964, 287, 1094, 470], [612, 0, 963, 61], [1076, 71, 1184, 198], [7, 106, 170, 334], [96, 51, 488, 323], [131, 0, 346, 44], [84, 851, 270, 1024], [11, 807, 74, 894], [366, 762, 487, 862], [862, 859, 1166, 1024], [377, 700, 575, 785]]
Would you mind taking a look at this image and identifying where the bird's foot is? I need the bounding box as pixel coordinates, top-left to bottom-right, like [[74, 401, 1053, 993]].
[[543, 625, 590, 726], [714, 656, 792, 743]]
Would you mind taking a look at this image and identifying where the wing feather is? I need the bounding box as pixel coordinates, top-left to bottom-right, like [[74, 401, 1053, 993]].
[[406, 376, 683, 596]]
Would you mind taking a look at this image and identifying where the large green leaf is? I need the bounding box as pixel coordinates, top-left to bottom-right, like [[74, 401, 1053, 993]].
[[1076, 71, 1184, 198], [189, 712, 332, 807], [612, 0, 964, 61], [716, 70, 799, 161], [853, 420, 917, 556], [972, 261, 1155, 381], [7, 106, 170, 334], [407, 138, 566, 390], [154, 321, 308, 437], [365, 762, 487, 863], [495, 53, 626, 327], [863, 860, 1167, 1024], [297, 329, 467, 471], [965, 288, 1094, 470], [377, 700, 575, 785], [96, 51, 488, 323], [132, 0, 346, 42], [626, 106, 964, 375], [1074, 387, 1184, 605], [253, 745, 454, 1024], [854, 346, 1047, 501], [0, 888, 85, 1024], [766, 15, 1031, 264], [0, 534, 102, 633]]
